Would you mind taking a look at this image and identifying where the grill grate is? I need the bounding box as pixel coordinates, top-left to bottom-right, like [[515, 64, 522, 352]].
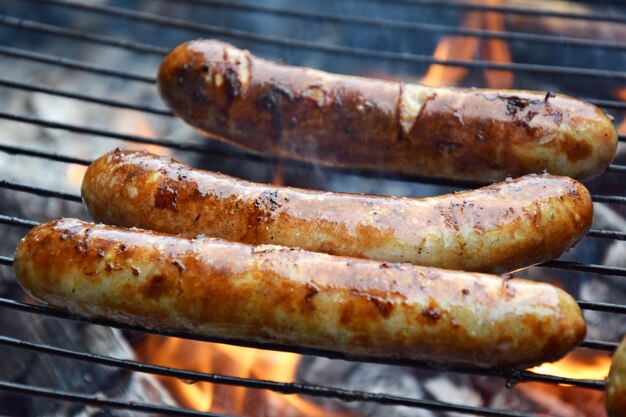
[[1, 0, 625, 415]]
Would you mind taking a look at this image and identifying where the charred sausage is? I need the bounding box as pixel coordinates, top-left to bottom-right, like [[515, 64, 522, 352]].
[[14, 218, 586, 368], [606, 336, 626, 416], [82, 150, 593, 274], [157, 39, 617, 183]]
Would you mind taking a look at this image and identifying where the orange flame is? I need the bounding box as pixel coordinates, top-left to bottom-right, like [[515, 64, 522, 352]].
[[117, 112, 173, 156], [530, 351, 612, 383], [65, 163, 87, 189], [136, 336, 350, 416], [420, 11, 482, 87], [421, 0, 512, 88]]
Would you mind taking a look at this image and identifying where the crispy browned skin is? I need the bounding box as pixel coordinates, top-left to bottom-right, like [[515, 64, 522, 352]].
[[82, 150, 593, 274], [606, 336, 626, 416], [157, 39, 617, 183], [14, 218, 586, 368]]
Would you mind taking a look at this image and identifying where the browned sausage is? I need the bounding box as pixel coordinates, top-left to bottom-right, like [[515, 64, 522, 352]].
[[606, 335, 626, 416], [157, 39, 617, 183], [82, 149, 593, 274], [14, 218, 586, 368]]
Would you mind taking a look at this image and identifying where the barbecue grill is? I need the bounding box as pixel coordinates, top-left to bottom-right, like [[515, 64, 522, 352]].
[[1, 0, 625, 416]]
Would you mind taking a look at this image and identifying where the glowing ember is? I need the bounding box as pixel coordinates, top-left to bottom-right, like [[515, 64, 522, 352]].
[[136, 336, 349, 416]]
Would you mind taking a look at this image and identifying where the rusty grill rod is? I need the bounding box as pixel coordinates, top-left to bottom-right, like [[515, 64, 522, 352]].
[[0, 295, 611, 393], [16, 0, 626, 81]]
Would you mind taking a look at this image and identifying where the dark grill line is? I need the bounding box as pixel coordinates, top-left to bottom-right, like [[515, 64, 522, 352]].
[[1, 215, 626, 316], [0, 143, 92, 165], [2, 111, 626, 189], [540, 260, 626, 277], [21, 0, 626, 80], [1, 76, 624, 119], [354, 0, 626, 23], [0, 77, 172, 116], [0, 334, 606, 407], [0, 46, 155, 84], [0, 15, 169, 56], [0, 180, 82, 203], [13, 0, 626, 52], [0, 380, 227, 417], [0, 297, 609, 392]]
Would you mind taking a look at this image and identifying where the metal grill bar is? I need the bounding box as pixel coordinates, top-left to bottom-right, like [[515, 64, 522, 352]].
[[0, 15, 169, 56], [540, 260, 626, 277], [22, 0, 626, 52], [0, 380, 228, 417], [0, 335, 598, 417], [0, 144, 92, 166], [0, 297, 611, 390], [2, 76, 625, 120], [0, 46, 154, 84], [3, 111, 626, 190], [21, 0, 626, 80], [0, 180, 82, 203], [355, 0, 626, 24], [0, 77, 171, 116], [0, 215, 39, 228], [2, 36, 625, 113]]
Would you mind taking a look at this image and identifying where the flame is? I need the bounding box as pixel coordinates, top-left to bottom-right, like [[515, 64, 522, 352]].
[[480, 0, 513, 89], [529, 351, 612, 383], [136, 336, 348, 416], [117, 112, 173, 156], [420, 11, 482, 87], [420, 0, 513, 88], [65, 163, 87, 189]]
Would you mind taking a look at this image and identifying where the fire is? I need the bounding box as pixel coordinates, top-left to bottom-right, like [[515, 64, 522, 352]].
[[136, 336, 349, 416], [529, 351, 612, 383], [420, 0, 512, 88], [117, 112, 173, 156], [65, 163, 87, 189]]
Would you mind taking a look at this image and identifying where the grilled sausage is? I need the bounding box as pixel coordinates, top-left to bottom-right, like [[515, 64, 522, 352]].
[[157, 39, 617, 183], [82, 149, 593, 274], [14, 218, 586, 368], [606, 336, 626, 417]]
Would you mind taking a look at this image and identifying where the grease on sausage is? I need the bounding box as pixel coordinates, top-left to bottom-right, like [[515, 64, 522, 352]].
[[157, 39, 617, 183], [14, 218, 586, 368], [82, 150, 593, 274]]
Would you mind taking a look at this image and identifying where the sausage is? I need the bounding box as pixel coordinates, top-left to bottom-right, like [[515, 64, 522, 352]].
[[157, 39, 617, 183], [606, 336, 626, 416], [82, 149, 593, 274], [14, 218, 586, 368]]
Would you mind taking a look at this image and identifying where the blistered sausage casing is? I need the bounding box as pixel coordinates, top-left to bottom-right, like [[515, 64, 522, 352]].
[[82, 150, 593, 274], [157, 39, 617, 183], [14, 218, 586, 368]]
